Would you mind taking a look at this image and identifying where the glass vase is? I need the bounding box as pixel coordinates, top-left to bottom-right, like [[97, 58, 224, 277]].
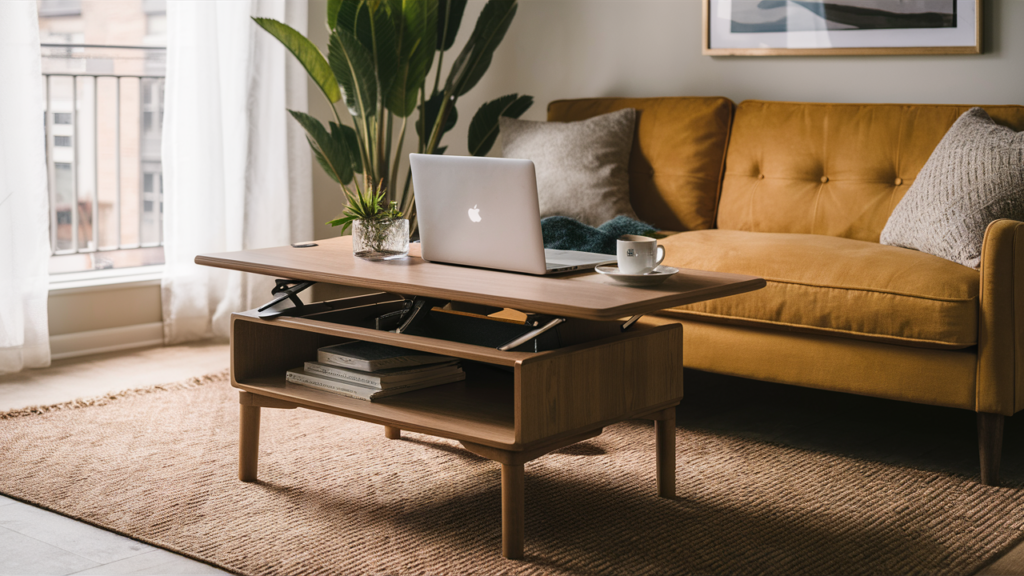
[[352, 218, 409, 261]]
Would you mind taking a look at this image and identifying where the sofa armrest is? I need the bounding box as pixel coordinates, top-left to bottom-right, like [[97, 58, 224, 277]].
[[977, 219, 1024, 415]]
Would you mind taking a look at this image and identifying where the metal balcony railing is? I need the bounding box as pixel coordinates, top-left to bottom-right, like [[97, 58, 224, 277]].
[[42, 43, 166, 271]]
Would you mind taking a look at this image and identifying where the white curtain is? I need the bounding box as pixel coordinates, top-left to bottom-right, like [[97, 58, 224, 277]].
[[162, 0, 312, 344], [0, 1, 51, 375]]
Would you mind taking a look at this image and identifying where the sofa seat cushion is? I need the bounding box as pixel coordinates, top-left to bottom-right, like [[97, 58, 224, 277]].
[[658, 230, 979, 349]]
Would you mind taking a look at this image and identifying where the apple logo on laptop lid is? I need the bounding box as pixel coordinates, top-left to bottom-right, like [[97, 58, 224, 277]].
[[468, 204, 482, 223]]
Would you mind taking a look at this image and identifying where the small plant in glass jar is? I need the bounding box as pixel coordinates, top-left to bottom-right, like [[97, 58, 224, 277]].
[[328, 181, 408, 261]]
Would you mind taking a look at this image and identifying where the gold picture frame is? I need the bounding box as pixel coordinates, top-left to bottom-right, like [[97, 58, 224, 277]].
[[703, 0, 982, 56]]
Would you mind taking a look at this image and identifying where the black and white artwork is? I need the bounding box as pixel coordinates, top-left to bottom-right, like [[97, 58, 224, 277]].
[[706, 0, 979, 54], [729, 1, 956, 33]]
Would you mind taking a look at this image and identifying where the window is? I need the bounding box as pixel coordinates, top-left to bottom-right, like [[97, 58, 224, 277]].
[[146, 13, 167, 36], [54, 163, 72, 198], [40, 0, 167, 274], [38, 0, 81, 17]]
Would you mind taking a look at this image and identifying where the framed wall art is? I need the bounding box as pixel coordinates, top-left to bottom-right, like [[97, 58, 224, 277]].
[[703, 0, 982, 56]]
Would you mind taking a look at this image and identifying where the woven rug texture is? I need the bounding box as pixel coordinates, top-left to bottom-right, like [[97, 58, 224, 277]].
[[2, 371, 1024, 575]]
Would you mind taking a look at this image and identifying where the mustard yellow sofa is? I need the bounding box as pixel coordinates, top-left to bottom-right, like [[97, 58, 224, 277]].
[[548, 97, 1024, 485]]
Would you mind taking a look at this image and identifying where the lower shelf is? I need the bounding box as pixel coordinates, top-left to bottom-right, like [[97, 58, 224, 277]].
[[234, 362, 517, 448]]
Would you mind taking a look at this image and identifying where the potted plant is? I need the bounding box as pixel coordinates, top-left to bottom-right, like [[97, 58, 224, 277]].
[[332, 181, 409, 260], [255, 0, 533, 242]]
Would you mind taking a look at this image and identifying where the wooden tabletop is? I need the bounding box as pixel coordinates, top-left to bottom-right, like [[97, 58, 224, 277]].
[[196, 236, 765, 322]]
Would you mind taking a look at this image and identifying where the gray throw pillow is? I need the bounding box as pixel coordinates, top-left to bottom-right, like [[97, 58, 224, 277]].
[[880, 108, 1024, 269], [499, 108, 638, 228]]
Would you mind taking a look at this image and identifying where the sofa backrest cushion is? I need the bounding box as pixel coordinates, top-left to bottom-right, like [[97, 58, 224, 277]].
[[547, 97, 734, 232], [716, 101, 1024, 242]]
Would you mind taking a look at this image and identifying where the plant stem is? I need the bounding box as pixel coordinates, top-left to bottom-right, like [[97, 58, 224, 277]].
[[369, 116, 380, 187], [369, 4, 384, 189], [417, 84, 426, 154], [351, 118, 372, 191], [390, 115, 407, 204], [400, 166, 414, 214], [382, 112, 393, 199], [425, 90, 454, 154], [433, 0, 451, 96]]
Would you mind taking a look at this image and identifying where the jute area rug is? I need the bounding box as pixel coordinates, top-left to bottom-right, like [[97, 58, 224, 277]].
[[2, 371, 1024, 575]]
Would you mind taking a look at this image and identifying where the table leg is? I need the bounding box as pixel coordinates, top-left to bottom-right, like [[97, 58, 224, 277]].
[[384, 425, 402, 440], [239, 405, 261, 482], [655, 406, 676, 498], [501, 463, 525, 559]]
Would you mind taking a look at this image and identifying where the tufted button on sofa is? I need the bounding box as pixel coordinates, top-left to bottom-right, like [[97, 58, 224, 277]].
[[548, 97, 1024, 485]]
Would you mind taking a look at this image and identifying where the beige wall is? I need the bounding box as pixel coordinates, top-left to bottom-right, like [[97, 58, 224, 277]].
[[466, 0, 1019, 114], [307, 0, 1024, 237]]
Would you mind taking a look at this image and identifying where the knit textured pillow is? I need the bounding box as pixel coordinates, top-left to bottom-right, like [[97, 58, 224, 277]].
[[881, 107, 1024, 269], [499, 108, 638, 228]]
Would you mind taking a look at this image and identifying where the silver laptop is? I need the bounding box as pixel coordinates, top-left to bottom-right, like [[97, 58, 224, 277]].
[[410, 154, 615, 275]]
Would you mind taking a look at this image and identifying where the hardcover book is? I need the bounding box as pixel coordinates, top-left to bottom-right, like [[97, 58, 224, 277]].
[[286, 368, 467, 401], [303, 360, 462, 389], [317, 341, 456, 371]]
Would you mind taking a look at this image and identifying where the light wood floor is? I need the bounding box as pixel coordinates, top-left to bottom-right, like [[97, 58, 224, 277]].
[[0, 341, 1022, 575], [0, 342, 231, 576], [0, 341, 229, 412]]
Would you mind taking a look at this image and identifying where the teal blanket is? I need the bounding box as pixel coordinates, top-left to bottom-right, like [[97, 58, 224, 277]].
[[541, 215, 657, 255]]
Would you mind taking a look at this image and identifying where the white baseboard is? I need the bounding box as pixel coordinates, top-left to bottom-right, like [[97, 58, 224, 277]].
[[50, 322, 165, 361]]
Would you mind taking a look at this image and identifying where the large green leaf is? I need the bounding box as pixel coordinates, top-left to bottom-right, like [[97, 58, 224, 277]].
[[309, 135, 340, 183], [368, 2, 399, 98], [467, 93, 533, 156], [335, 0, 360, 31], [350, 1, 399, 98], [328, 27, 377, 119], [436, 0, 467, 51], [352, 1, 372, 43], [342, 123, 362, 174], [253, 17, 340, 103], [327, 0, 343, 30], [415, 90, 458, 145], [446, 0, 518, 97], [385, 0, 437, 117], [331, 121, 363, 176], [289, 110, 353, 184]]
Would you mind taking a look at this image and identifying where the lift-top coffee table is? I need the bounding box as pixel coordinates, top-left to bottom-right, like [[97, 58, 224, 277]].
[[196, 237, 764, 559]]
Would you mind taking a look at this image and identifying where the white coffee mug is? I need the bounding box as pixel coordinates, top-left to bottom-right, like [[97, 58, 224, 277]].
[[617, 234, 666, 275]]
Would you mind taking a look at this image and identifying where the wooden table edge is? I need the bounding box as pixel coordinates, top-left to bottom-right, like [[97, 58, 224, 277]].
[[196, 254, 766, 321]]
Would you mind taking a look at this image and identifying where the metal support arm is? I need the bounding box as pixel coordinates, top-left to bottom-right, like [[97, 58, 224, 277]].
[[497, 317, 565, 351]]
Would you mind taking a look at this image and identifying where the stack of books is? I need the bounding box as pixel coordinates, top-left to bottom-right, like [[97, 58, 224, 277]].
[[286, 341, 464, 401]]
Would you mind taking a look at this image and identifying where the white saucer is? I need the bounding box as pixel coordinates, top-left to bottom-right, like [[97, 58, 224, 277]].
[[595, 265, 679, 286]]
